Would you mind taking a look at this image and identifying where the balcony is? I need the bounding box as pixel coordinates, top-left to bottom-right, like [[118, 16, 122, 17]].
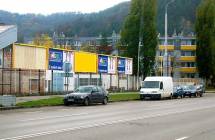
[[180, 56, 196, 62], [180, 67, 197, 73], [159, 45, 174, 51], [181, 45, 196, 51]]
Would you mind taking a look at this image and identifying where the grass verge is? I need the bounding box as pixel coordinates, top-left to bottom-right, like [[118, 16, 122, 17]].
[[16, 97, 64, 108], [16, 92, 139, 108]]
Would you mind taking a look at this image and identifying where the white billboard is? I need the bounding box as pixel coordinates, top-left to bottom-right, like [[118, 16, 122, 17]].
[[108, 56, 117, 74], [125, 58, 133, 75], [63, 51, 74, 73]]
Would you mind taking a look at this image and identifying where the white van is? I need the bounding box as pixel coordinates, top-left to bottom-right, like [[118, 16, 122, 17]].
[[140, 77, 173, 100]]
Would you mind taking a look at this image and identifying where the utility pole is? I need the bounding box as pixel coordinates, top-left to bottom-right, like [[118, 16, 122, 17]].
[[163, 0, 175, 77]]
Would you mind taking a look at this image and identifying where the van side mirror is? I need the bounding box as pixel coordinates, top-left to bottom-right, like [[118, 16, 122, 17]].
[[160, 82, 163, 90]]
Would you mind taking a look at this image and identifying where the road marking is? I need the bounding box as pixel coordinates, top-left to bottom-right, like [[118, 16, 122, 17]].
[[24, 111, 42, 114], [20, 113, 89, 122], [176, 137, 188, 140]]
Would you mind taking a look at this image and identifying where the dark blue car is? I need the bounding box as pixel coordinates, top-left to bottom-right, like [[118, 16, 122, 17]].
[[173, 86, 184, 98]]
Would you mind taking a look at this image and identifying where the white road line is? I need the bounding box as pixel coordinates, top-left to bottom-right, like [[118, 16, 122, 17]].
[[175, 136, 188, 140], [24, 111, 42, 114], [20, 113, 89, 122]]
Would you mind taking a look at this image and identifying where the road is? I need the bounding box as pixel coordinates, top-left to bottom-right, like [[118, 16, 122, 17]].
[[1, 93, 215, 140]]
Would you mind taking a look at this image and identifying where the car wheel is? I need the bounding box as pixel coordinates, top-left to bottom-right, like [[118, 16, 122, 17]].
[[84, 98, 90, 106], [170, 94, 173, 100], [195, 93, 198, 97], [64, 101, 70, 106], [102, 97, 108, 105], [200, 93, 203, 97]]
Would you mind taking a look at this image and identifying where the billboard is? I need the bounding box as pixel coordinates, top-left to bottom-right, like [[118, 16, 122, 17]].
[[3, 46, 12, 68], [0, 50, 2, 68], [14, 44, 47, 70], [117, 58, 125, 74], [125, 58, 133, 75], [74, 52, 97, 73], [108, 56, 117, 74], [49, 49, 63, 70], [63, 51, 74, 73], [98, 55, 108, 73]]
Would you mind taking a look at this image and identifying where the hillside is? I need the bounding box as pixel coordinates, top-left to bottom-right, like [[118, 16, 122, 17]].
[[0, 0, 201, 42]]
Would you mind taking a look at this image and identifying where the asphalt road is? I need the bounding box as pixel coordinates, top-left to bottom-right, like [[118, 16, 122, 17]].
[[1, 94, 215, 140]]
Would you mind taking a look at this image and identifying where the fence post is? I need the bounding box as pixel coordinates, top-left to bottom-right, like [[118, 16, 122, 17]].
[[118, 73, 120, 90], [99, 73, 102, 86], [110, 74, 112, 90], [38, 69, 41, 95], [19, 69, 21, 95], [127, 75, 129, 91], [51, 70, 53, 94], [90, 73, 92, 85]]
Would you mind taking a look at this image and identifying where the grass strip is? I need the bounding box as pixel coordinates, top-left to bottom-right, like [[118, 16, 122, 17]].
[[16, 92, 140, 108]]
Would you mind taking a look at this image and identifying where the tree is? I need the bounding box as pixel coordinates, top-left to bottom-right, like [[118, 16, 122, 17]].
[[80, 43, 97, 53], [196, 0, 215, 87], [33, 34, 54, 48], [121, 0, 158, 78]]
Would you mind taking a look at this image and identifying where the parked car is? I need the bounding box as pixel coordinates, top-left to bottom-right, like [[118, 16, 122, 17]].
[[182, 85, 198, 97], [64, 86, 109, 106], [196, 84, 204, 97], [173, 86, 184, 98]]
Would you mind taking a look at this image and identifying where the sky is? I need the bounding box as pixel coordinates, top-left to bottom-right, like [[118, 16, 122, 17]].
[[0, 0, 130, 15]]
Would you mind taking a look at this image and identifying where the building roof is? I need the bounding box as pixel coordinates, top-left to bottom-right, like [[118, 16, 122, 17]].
[[0, 25, 17, 49]]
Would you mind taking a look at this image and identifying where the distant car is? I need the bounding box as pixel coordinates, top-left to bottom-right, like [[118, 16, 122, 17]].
[[182, 85, 198, 97], [173, 86, 184, 98], [64, 86, 109, 106]]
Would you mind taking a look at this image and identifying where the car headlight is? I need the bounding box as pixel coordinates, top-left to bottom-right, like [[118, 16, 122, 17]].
[[80, 95, 85, 99]]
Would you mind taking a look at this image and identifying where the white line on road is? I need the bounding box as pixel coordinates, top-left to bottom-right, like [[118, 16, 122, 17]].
[[20, 113, 89, 122], [24, 111, 42, 114], [175, 136, 188, 140]]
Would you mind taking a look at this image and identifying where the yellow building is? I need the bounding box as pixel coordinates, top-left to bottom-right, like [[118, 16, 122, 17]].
[[156, 36, 198, 78]]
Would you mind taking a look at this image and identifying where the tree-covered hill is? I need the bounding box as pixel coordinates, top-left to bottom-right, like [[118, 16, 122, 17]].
[[0, 0, 201, 42]]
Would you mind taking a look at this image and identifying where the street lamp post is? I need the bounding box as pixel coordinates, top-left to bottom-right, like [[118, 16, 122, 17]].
[[163, 0, 175, 77], [137, 39, 142, 90]]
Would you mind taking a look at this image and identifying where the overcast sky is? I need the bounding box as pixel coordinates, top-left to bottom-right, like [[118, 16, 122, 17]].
[[0, 0, 130, 15]]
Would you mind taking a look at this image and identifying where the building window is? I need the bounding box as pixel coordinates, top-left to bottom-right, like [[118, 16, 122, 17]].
[[181, 62, 196, 67], [181, 51, 196, 56]]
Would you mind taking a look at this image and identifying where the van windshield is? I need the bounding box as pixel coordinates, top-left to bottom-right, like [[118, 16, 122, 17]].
[[142, 81, 160, 88]]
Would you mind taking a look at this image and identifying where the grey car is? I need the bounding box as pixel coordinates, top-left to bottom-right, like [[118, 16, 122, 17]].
[[183, 85, 198, 97], [64, 86, 109, 106]]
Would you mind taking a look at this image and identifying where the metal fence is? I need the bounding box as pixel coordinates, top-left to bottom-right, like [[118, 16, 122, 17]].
[[0, 68, 138, 96], [0, 68, 45, 96]]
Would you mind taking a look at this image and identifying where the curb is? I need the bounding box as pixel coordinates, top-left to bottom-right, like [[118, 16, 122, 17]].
[[0, 106, 23, 111]]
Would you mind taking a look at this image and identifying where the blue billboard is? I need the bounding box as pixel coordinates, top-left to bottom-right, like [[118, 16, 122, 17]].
[[98, 55, 108, 73], [117, 58, 125, 74], [49, 49, 63, 70]]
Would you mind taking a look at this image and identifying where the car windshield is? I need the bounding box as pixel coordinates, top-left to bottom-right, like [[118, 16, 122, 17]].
[[188, 85, 196, 90], [74, 86, 93, 93], [142, 81, 160, 88]]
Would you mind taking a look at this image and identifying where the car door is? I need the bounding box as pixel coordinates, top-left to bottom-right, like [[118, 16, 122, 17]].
[[97, 87, 105, 102], [91, 87, 100, 102]]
